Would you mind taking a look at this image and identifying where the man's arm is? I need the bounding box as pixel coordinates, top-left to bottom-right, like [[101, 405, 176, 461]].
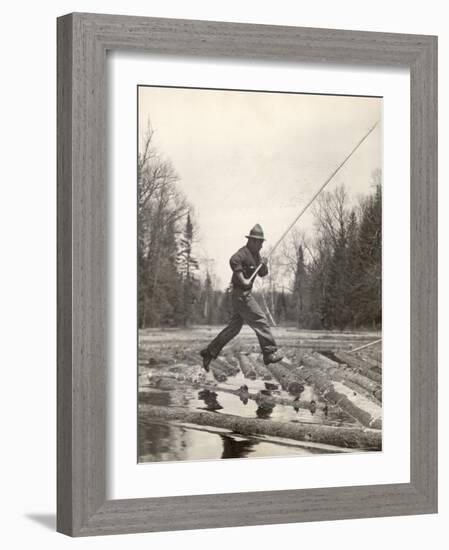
[[234, 271, 253, 290], [258, 256, 269, 277], [230, 249, 252, 289]]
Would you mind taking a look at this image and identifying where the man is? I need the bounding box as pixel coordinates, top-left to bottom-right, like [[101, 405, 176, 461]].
[[200, 224, 283, 372]]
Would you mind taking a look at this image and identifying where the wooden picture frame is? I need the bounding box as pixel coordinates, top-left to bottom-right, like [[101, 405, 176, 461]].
[[57, 12, 437, 536]]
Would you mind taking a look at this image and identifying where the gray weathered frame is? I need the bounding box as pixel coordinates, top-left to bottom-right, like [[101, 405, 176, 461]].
[[57, 12, 438, 537]]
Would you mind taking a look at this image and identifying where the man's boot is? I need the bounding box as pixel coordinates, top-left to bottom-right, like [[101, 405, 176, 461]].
[[200, 349, 213, 372], [263, 351, 283, 365]]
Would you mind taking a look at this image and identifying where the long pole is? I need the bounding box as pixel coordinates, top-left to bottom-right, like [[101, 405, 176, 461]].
[[249, 120, 379, 283], [349, 338, 382, 354]]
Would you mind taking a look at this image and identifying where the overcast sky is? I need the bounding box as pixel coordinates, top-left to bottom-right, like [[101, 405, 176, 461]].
[[138, 86, 382, 289]]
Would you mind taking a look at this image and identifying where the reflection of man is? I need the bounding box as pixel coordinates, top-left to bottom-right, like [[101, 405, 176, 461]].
[[200, 224, 283, 371]]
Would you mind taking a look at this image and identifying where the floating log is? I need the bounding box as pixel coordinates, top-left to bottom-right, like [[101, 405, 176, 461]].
[[264, 362, 305, 396], [210, 366, 228, 382], [223, 352, 239, 367], [295, 362, 332, 391], [325, 386, 382, 429], [283, 349, 304, 366], [334, 351, 382, 383], [296, 362, 382, 428], [184, 351, 204, 364], [373, 388, 382, 402], [272, 341, 355, 351], [238, 354, 257, 379], [330, 366, 380, 395], [147, 355, 174, 368], [139, 404, 381, 450], [138, 373, 149, 387], [147, 363, 206, 385], [357, 351, 382, 371], [150, 378, 182, 391], [206, 361, 229, 382], [283, 331, 379, 341], [183, 352, 228, 382], [248, 354, 273, 380], [342, 380, 382, 406], [302, 353, 381, 397], [312, 351, 340, 368], [363, 347, 382, 363], [214, 356, 240, 376]]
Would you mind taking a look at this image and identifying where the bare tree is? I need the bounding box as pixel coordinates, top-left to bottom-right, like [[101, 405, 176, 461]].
[[312, 184, 350, 249], [138, 119, 189, 327]]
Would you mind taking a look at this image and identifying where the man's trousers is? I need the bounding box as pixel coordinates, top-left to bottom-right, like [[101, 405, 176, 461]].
[[206, 287, 277, 358]]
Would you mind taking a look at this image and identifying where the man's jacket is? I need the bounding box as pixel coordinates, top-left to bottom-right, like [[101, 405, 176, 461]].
[[229, 245, 268, 289]]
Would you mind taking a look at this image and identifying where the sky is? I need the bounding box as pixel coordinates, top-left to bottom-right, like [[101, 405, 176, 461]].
[[138, 86, 382, 289]]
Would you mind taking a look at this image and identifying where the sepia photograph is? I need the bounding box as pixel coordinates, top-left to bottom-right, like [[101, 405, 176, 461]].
[[137, 85, 382, 463]]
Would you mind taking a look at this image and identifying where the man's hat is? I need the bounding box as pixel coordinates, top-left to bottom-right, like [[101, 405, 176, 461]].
[[245, 224, 265, 241]]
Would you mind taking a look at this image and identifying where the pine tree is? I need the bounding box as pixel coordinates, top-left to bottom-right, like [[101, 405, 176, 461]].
[[275, 289, 288, 324], [346, 209, 360, 327], [176, 212, 200, 326], [293, 245, 307, 326], [202, 271, 213, 324], [353, 181, 382, 327]]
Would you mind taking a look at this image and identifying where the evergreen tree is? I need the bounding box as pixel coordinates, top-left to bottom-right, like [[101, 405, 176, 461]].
[[202, 271, 213, 324], [354, 182, 382, 327], [275, 289, 288, 324], [346, 209, 360, 327], [293, 245, 307, 326], [299, 180, 381, 330], [176, 212, 200, 326]]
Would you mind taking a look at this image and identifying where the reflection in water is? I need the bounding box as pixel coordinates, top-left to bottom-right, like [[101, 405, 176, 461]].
[[198, 389, 223, 411], [255, 401, 275, 419], [220, 435, 255, 458], [139, 421, 321, 463], [139, 420, 172, 461], [139, 421, 223, 462], [238, 384, 249, 405], [293, 397, 300, 414], [255, 404, 274, 419]]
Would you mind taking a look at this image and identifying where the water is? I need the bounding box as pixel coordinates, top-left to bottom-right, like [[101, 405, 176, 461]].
[[138, 377, 355, 462], [139, 421, 325, 463]]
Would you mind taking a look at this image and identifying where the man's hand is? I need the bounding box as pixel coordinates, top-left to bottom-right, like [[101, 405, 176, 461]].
[[257, 257, 269, 278]]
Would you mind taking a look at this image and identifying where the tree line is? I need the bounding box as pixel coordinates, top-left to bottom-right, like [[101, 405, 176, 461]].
[[138, 122, 230, 327], [138, 121, 382, 330], [272, 176, 382, 330]]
